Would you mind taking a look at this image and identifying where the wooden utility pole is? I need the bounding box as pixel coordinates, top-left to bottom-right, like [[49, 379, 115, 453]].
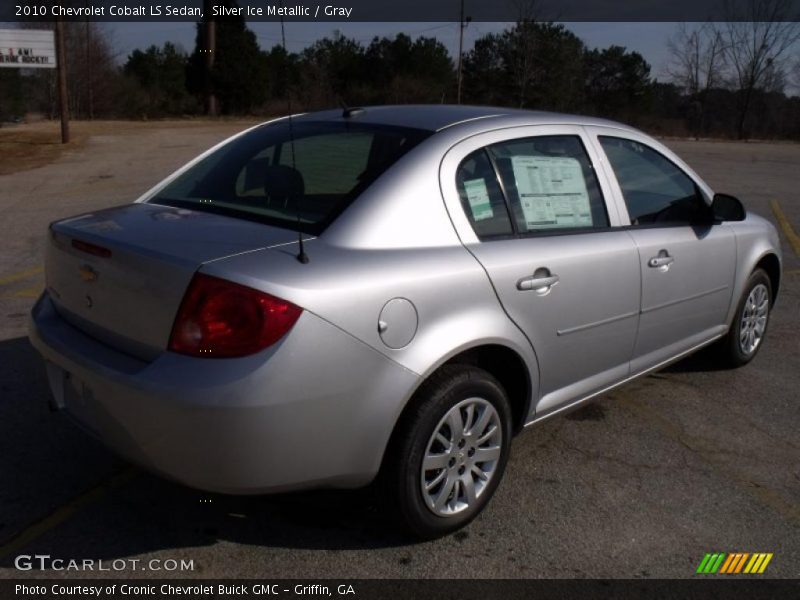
[[456, 0, 470, 104], [55, 18, 70, 143], [85, 0, 94, 119], [203, 0, 218, 116]]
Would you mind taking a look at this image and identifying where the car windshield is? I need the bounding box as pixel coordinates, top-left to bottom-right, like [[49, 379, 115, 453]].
[[148, 120, 431, 235]]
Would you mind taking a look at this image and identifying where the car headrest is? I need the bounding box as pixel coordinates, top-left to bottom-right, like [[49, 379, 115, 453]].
[[264, 165, 304, 204]]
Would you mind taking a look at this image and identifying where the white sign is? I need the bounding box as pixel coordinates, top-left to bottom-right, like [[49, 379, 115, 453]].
[[0, 29, 56, 69], [463, 178, 494, 221], [510, 156, 593, 230]]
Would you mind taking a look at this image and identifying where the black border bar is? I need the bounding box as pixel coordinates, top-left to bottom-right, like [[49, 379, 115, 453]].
[[3, 579, 800, 600], [3, 0, 800, 22]]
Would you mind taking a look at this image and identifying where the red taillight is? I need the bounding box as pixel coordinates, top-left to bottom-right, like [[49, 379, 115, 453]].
[[168, 274, 302, 358], [71, 238, 112, 258]]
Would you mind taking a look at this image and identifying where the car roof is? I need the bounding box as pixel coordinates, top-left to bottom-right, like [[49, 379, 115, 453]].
[[291, 104, 638, 134]]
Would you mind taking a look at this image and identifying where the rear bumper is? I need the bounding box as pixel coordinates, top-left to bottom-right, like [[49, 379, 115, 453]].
[[28, 292, 419, 494]]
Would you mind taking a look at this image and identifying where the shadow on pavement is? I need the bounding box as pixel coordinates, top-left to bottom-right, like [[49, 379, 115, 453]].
[[662, 343, 735, 373], [0, 336, 413, 567]]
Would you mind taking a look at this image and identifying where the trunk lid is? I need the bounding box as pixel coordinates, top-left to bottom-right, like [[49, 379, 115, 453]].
[[45, 202, 298, 361]]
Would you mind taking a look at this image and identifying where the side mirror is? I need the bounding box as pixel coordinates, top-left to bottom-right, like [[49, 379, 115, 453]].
[[711, 193, 746, 222]]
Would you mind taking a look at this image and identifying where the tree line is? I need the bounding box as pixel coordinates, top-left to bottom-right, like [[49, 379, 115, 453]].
[[1, 0, 798, 140]]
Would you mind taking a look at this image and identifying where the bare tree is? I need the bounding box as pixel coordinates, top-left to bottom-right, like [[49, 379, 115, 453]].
[[667, 22, 727, 137], [667, 23, 726, 96], [718, 0, 800, 138], [20, 20, 118, 119]]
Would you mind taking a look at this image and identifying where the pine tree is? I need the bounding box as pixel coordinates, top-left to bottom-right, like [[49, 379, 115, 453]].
[[186, 0, 268, 114]]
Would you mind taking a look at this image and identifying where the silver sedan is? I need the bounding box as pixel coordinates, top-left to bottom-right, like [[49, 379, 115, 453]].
[[29, 106, 781, 537]]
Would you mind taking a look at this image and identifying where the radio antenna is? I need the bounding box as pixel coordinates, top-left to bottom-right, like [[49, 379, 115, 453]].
[[280, 4, 309, 264]]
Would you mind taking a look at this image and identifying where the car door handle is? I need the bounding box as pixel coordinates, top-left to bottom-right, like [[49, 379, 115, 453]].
[[648, 251, 674, 269], [517, 273, 560, 292], [648, 256, 673, 268]]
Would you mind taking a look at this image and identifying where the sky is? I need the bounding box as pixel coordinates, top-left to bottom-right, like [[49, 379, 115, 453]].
[[107, 21, 682, 81]]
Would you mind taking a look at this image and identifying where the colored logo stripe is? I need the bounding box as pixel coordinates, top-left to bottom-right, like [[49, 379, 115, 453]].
[[753, 555, 769, 573], [697, 552, 773, 574], [719, 553, 736, 573], [728, 553, 749, 573], [696, 553, 712, 573], [696, 553, 726, 574]]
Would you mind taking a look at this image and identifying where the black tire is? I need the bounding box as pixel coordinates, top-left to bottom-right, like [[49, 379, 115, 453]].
[[719, 268, 772, 367], [384, 364, 512, 539]]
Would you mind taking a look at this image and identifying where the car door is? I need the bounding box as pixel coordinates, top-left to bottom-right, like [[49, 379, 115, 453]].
[[589, 130, 736, 372], [440, 126, 641, 419]]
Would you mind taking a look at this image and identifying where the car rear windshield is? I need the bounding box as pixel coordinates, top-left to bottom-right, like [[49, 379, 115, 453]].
[[148, 120, 432, 235]]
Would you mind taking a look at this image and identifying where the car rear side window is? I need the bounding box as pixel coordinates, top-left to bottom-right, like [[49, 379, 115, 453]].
[[150, 121, 431, 235], [276, 131, 373, 195], [456, 150, 514, 238], [598, 136, 708, 225], [487, 135, 609, 235]]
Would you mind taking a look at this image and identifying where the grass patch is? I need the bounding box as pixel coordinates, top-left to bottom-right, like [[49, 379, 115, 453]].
[[0, 126, 87, 176], [0, 118, 262, 177]]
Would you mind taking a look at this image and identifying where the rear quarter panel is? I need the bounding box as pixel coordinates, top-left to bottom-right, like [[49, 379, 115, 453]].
[[201, 241, 539, 408]]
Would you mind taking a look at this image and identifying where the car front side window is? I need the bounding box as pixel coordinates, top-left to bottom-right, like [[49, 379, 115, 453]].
[[598, 136, 710, 225]]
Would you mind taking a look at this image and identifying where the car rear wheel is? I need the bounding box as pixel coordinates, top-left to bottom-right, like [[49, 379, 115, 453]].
[[385, 365, 512, 538], [720, 268, 772, 367]]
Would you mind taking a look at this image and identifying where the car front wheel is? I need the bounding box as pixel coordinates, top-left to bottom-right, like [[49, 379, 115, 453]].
[[385, 365, 512, 539], [720, 268, 772, 366]]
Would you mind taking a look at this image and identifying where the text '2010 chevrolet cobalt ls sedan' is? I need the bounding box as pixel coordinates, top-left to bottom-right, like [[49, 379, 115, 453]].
[[29, 106, 781, 537]]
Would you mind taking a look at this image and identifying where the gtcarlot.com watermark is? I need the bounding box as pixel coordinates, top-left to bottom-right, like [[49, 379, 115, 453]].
[[14, 554, 195, 572]]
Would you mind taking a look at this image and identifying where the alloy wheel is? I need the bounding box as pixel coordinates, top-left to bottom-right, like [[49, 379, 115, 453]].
[[739, 283, 769, 355], [420, 397, 502, 517]]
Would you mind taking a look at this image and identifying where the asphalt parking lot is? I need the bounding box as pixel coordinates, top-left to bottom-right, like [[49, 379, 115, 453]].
[[0, 121, 798, 579]]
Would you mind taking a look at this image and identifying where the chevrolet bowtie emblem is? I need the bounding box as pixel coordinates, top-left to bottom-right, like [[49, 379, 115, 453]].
[[78, 264, 98, 282]]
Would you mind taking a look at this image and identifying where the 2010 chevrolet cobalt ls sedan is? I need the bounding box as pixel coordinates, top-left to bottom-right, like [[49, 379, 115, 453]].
[[29, 106, 781, 537]]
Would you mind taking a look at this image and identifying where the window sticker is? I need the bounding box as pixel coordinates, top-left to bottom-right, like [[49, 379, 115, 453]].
[[463, 178, 494, 221], [510, 156, 592, 230]]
